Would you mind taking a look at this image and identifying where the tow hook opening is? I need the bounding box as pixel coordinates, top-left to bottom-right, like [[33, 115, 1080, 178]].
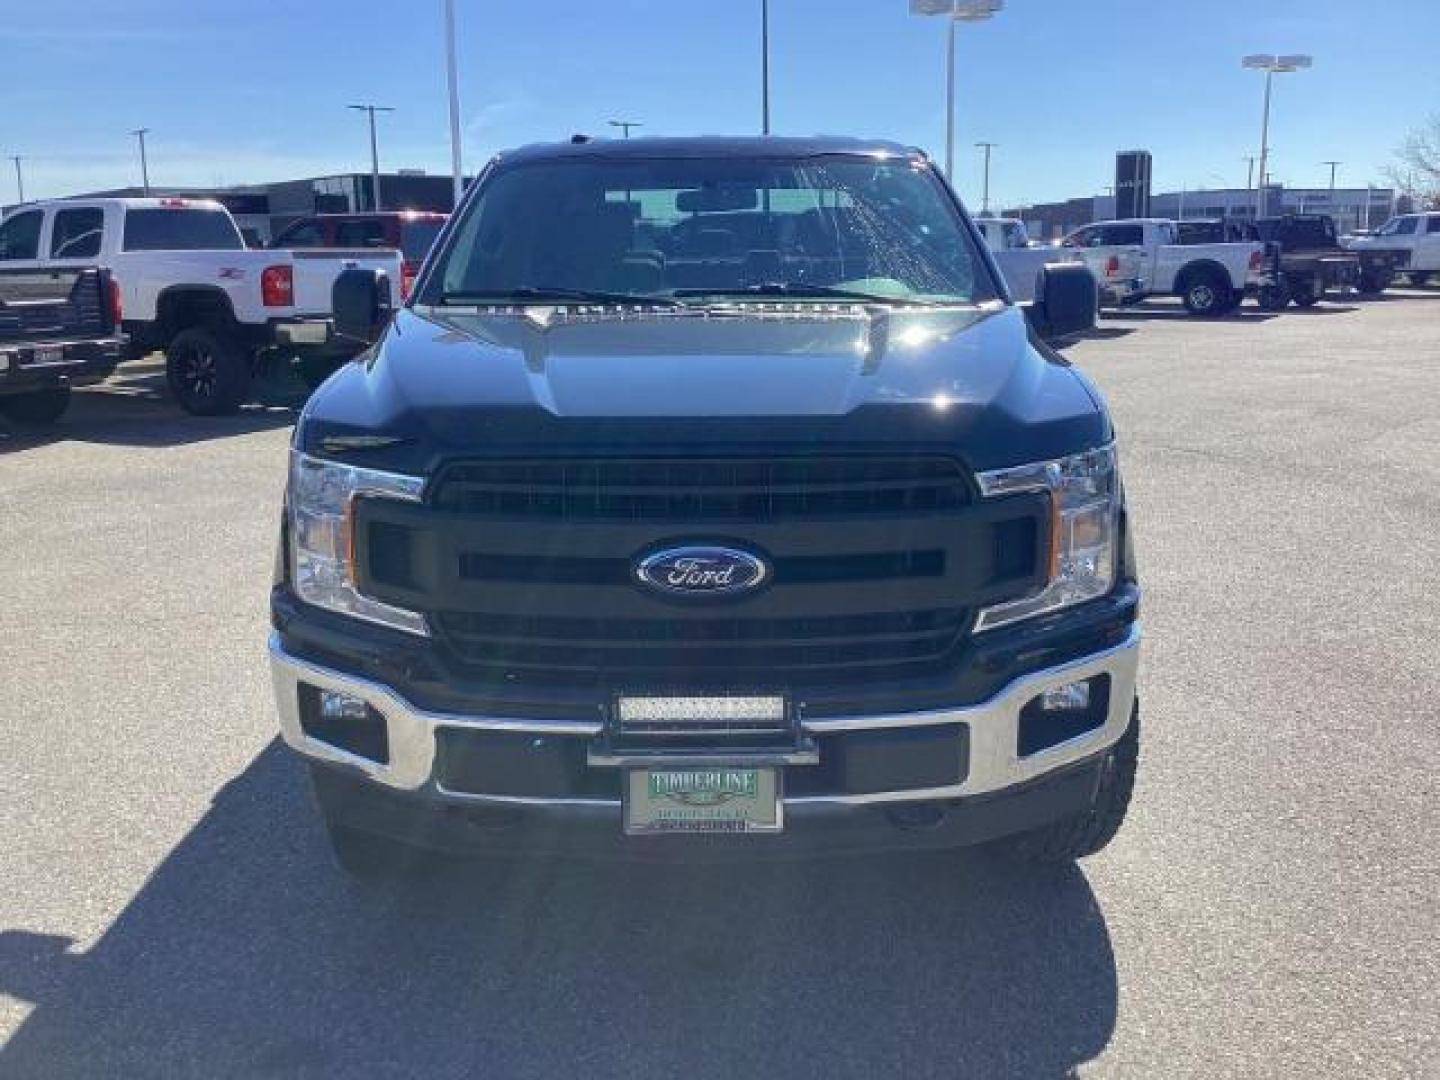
[[886, 802, 947, 831]]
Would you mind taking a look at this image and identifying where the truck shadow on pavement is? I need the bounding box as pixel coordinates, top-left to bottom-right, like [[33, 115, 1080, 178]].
[[1, 741, 1118, 1080], [0, 359, 301, 453]]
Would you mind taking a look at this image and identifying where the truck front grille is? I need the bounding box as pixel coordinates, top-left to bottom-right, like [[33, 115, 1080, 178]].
[[431, 456, 971, 521], [355, 455, 1049, 688]]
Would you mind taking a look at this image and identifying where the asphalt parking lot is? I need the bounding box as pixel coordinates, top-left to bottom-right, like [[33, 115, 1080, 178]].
[[2, 290, 1438, 1078]]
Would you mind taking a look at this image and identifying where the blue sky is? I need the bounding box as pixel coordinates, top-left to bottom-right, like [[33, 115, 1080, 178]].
[[3, 0, 1436, 206]]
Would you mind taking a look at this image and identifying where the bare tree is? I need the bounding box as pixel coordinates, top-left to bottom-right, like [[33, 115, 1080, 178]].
[[1385, 114, 1440, 208]]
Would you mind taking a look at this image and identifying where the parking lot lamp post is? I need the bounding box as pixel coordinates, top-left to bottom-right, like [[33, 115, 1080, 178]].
[[1323, 160, 1340, 195], [761, 0, 770, 134], [445, 0, 463, 208], [9, 156, 23, 203], [608, 120, 643, 138], [131, 129, 151, 196], [975, 141, 997, 211], [911, 1, 1003, 183], [348, 104, 395, 211], [1242, 54, 1312, 218]]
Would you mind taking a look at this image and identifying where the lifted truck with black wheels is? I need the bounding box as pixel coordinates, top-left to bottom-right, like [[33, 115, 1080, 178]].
[[268, 136, 1141, 876], [0, 198, 402, 416], [0, 266, 125, 425]]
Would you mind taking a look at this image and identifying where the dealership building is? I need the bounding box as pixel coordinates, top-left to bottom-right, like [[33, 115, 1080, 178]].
[[1007, 184, 1405, 242]]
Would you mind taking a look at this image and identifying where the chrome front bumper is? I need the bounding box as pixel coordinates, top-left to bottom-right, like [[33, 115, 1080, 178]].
[[270, 625, 1140, 808]]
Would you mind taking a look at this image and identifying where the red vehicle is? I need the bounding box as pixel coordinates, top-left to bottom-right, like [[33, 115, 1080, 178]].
[[270, 211, 447, 298]]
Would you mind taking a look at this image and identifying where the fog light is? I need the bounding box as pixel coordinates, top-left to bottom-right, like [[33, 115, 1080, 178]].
[[1018, 675, 1111, 757], [320, 689, 371, 722], [1039, 680, 1091, 712], [299, 683, 390, 763]]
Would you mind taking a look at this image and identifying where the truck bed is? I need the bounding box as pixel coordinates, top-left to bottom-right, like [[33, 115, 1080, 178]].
[[0, 267, 115, 343], [0, 266, 126, 401]]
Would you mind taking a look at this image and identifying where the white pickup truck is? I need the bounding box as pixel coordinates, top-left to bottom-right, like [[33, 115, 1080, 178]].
[[1343, 212, 1440, 287], [974, 216, 1143, 306], [0, 198, 403, 414], [1060, 218, 1269, 316]]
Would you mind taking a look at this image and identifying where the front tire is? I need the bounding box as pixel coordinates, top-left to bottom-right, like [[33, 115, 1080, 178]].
[[1291, 279, 1321, 308], [998, 702, 1140, 865], [165, 326, 250, 415], [0, 386, 71, 424], [309, 764, 430, 880], [1256, 283, 1291, 311], [1180, 271, 1228, 316], [1357, 270, 1393, 296]]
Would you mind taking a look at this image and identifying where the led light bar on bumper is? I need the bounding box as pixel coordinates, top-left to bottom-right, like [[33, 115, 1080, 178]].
[[288, 451, 429, 635], [974, 445, 1120, 631]]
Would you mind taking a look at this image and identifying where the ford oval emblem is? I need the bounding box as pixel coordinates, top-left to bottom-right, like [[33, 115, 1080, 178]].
[[635, 545, 770, 598]]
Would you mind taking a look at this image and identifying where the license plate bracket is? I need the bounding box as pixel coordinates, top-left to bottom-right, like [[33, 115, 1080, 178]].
[[624, 766, 782, 836]]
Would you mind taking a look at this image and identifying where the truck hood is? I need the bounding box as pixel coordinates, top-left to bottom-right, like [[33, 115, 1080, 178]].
[[300, 304, 1109, 474]]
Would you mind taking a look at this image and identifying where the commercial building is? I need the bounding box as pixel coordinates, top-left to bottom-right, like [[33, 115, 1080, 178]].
[[1006, 184, 1404, 242]]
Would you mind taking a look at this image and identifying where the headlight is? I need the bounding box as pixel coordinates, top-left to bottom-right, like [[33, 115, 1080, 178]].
[[973, 445, 1119, 631], [288, 450, 429, 635]]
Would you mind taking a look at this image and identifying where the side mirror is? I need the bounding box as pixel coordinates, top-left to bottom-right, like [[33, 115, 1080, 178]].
[[333, 267, 393, 346], [1027, 262, 1096, 342]]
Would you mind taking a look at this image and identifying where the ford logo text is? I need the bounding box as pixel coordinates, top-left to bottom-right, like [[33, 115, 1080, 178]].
[[635, 545, 770, 598]]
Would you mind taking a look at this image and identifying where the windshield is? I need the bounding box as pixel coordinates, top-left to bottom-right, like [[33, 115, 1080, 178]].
[[1376, 216, 1415, 236], [122, 208, 244, 251], [426, 155, 997, 306]]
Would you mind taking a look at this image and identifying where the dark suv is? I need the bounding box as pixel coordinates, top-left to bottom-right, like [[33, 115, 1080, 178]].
[[268, 137, 1138, 876]]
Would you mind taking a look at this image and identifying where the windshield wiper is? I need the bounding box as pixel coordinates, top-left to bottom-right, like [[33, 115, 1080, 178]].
[[436, 286, 680, 307], [670, 283, 944, 306]]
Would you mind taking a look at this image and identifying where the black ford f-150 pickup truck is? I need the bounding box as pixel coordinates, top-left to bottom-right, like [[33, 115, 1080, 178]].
[[269, 136, 1141, 876], [0, 266, 125, 424]]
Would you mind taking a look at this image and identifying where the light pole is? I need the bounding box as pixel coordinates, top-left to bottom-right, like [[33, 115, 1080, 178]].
[[760, 0, 770, 135], [911, 1, 1003, 182], [975, 141, 997, 211], [131, 128, 151, 195], [1242, 53, 1312, 218], [608, 120, 643, 139], [444, 0, 463, 207], [348, 103, 395, 211], [1321, 160, 1342, 228], [9, 156, 23, 203]]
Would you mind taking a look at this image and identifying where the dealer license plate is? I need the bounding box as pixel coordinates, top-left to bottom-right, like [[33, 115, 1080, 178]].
[[624, 767, 782, 835]]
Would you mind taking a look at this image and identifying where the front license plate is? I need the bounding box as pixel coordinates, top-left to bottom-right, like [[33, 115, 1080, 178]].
[[625, 767, 782, 835], [29, 346, 64, 367]]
